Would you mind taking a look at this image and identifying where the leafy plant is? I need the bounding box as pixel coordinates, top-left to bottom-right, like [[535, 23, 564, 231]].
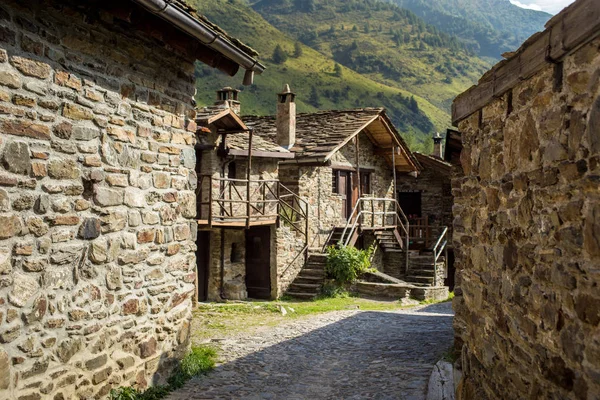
[[318, 281, 350, 298], [326, 244, 375, 284], [109, 346, 217, 400]]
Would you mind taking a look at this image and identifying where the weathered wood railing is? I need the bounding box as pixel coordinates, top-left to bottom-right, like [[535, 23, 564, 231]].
[[338, 197, 410, 273], [196, 175, 280, 226]]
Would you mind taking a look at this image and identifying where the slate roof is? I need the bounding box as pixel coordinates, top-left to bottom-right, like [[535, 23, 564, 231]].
[[226, 132, 291, 155], [414, 153, 452, 174], [243, 108, 385, 159], [196, 106, 229, 122]]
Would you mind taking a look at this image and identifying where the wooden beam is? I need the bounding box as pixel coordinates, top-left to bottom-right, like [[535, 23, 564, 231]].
[[452, 0, 600, 124]]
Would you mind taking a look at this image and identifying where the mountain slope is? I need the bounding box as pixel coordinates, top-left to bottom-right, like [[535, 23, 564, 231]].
[[251, 0, 490, 113], [387, 0, 551, 58], [191, 0, 461, 151]]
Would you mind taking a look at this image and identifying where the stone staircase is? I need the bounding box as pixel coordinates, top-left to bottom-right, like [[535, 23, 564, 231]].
[[374, 228, 404, 253], [285, 253, 327, 299], [405, 252, 445, 286]]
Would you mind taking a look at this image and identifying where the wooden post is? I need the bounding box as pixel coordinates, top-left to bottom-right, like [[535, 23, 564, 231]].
[[276, 182, 281, 228], [392, 146, 397, 227], [208, 176, 213, 228], [354, 135, 361, 227], [246, 128, 253, 229]]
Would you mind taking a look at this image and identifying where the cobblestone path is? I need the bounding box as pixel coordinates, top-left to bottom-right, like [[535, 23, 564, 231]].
[[167, 302, 454, 400]]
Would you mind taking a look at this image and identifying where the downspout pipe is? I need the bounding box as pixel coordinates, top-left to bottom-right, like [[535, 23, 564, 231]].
[[131, 0, 265, 83]]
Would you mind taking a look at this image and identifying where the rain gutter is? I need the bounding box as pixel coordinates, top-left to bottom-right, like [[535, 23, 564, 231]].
[[131, 0, 265, 84]]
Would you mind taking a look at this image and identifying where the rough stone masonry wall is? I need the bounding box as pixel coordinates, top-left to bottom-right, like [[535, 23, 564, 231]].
[[452, 36, 600, 399], [396, 166, 452, 228], [0, 1, 199, 399]]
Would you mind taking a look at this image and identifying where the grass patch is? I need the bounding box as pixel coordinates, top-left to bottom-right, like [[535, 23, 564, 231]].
[[441, 346, 459, 364], [190, 296, 413, 345], [109, 346, 217, 400]]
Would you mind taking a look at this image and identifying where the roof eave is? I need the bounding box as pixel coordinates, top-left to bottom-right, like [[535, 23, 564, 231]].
[[130, 0, 265, 82]]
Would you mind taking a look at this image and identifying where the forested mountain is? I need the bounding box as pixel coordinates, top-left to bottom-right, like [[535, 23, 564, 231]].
[[190, 0, 494, 151], [251, 0, 490, 115], [387, 0, 552, 58]]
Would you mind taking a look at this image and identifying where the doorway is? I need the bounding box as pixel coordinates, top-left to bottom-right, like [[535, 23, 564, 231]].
[[196, 231, 210, 302], [245, 226, 271, 299], [397, 191, 422, 221], [334, 170, 353, 220]]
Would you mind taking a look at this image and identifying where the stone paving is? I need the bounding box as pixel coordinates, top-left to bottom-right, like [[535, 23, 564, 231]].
[[167, 302, 454, 400]]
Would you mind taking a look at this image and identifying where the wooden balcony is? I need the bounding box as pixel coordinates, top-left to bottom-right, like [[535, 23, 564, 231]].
[[196, 176, 309, 236]]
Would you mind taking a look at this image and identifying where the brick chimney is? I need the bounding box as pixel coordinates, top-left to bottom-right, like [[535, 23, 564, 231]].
[[215, 87, 241, 115], [276, 84, 296, 149], [432, 132, 443, 159]]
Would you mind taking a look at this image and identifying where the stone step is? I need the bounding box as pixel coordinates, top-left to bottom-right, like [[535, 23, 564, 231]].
[[300, 268, 325, 277], [289, 283, 321, 290], [286, 292, 317, 299], [295, 276, 324, 285], [307, 253, 327, 258], [405, 276, 435, 284]]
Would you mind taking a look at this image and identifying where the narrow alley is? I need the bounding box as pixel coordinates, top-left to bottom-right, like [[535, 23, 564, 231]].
[[168, 302, 454, 400]]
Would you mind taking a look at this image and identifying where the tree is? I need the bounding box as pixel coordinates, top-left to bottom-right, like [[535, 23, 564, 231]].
[[272, 44, 288, 64], [334, 63, 343, 77], [308, 86, 321, 107], [293, 42, 303, 58], [409, 96, 419, 113]]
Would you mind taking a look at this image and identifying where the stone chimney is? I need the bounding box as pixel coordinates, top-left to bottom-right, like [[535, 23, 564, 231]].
[[215, 87, 241, 115], [432, 132, 443, 159], [276, 84, 296, 149]]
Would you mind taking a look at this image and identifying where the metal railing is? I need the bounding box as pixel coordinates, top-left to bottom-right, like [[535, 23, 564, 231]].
[[338, 197, 410, 273], [432, 226, 448, 286]]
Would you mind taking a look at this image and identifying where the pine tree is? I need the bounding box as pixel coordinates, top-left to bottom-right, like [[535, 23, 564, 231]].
[[334, 63, 343, 77], [272, 44, 288, 64], [308, 86, 321, 107], [293, 42, 303, 58]]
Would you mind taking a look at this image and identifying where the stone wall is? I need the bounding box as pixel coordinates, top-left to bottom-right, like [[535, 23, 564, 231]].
[[396, 164, 452, 228], [452, 28, 600, 400], [0, 1, 199, 398]]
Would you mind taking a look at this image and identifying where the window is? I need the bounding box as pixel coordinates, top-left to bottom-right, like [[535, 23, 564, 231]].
[[332, 170, 338, 193], [360, 172, 371, 195], [228, 161, 236, 179], [230, 242, 242, 262]]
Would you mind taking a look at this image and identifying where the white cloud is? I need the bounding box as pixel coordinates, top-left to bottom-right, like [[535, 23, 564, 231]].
[[509, 0, 576, 14], [509, 0, 543, 11]]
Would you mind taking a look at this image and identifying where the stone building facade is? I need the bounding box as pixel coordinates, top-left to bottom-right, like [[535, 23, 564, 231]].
[[245, 95, 424, 297], [194, 97, 301, 301], [451, 0, 600, 397], [0, 0, 262, 398]]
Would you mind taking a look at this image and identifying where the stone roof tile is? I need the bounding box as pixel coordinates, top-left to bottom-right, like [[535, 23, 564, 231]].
[[243, 108, 384, 159]]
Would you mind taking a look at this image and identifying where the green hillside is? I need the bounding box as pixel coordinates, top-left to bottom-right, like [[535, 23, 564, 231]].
[[251, 0, 490, 113], [388, 0, 551, 58], [190, 0, 490, 151]]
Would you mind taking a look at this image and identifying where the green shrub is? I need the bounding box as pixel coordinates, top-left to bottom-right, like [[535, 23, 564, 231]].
[[318, 281, 350, 299], [326, 245, 375, 284], [109, 346, 216, 400]]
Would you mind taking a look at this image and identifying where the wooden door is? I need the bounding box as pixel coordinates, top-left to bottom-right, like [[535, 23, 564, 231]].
[[245, 226, 271, 299], [196, 231, 210, 302], [337, 171, 352, 220]]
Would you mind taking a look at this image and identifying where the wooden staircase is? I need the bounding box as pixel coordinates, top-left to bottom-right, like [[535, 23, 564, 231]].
[[285, 253, 326, 299]]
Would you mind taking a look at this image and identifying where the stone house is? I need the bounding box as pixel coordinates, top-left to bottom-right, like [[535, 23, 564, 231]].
[[243, 87, 450, 299], [397, 140, 455, 288], [193, 87, 305, 302], [0, 0, 263, 398], [450, 0, 600, 397]]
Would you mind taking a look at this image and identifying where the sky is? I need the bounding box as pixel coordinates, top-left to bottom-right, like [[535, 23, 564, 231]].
[[509, 0, 576, 14]]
